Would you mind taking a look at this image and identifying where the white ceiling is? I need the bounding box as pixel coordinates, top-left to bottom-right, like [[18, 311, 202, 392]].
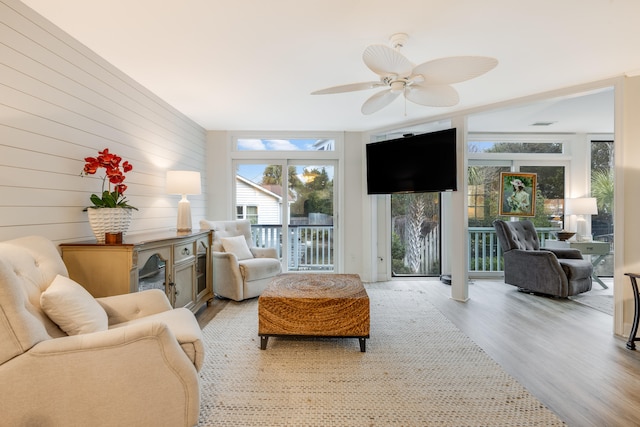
[[20, 0, 637, 133]]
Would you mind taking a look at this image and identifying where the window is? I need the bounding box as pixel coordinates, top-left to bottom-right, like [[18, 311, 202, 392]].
[[236, 138, 335, 151], [469, 140, 563, 154], [236, 205, 258, 224], [230, 133, 341, 273]]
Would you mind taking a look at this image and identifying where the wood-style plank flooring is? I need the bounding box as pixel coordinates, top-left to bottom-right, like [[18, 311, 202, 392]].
[[196, 279, 640, 427]]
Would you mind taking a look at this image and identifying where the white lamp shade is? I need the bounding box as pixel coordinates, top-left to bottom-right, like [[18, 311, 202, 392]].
[[564, 197, 598, 215], [166, 171, 201, 195]]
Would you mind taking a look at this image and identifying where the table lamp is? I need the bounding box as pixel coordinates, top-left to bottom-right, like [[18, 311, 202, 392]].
[[564, 197, 598, 242], [166, 171, 201, 231]]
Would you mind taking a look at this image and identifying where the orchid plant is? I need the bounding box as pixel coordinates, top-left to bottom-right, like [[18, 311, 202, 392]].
[[82, 148, 138, 210]]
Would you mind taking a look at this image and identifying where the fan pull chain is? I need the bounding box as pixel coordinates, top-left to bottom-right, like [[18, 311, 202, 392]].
[[404, 88, 408, 116]]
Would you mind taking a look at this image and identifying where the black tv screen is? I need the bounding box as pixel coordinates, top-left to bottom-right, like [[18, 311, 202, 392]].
[[366, 128, 457, 194]]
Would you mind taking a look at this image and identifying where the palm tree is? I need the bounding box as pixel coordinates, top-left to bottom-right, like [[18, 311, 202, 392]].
[[407, 196, 425, 273], [591, 170, 614, 214]]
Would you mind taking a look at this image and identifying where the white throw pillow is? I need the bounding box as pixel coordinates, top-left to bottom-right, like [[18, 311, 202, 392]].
[[221, 235, 254, 260], [40, 275, 108, 335]]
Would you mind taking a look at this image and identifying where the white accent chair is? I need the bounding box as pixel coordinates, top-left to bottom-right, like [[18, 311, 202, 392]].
[[0, 236, 204, 427], [200, 219, 282, 301]]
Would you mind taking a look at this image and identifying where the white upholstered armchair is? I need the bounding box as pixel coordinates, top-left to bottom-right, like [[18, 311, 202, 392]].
[[0, 236, 204, 427], [200, 219, 282, 301]]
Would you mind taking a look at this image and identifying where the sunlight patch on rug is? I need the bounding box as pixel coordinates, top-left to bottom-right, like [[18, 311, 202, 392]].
[[198, 285, 565, 426]]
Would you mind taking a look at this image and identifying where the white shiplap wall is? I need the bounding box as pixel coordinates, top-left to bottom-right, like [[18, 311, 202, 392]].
[[1, 0, 207, 244]]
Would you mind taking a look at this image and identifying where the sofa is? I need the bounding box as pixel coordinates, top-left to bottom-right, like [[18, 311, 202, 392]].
[[200, 219, 282, 301], [493, 219, 593, 297], [0, 235, 204, 426]]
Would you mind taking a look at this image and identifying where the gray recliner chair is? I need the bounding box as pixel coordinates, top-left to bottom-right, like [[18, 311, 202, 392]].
[[200, 219, 282, 301], [493, 219, 592, 297]]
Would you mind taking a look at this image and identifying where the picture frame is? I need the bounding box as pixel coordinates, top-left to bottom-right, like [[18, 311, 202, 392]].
[[499, 172, 537, 217]]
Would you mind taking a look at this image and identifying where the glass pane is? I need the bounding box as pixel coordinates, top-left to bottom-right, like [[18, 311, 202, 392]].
[[237, 138, 335, 151], [235, 163, 335, 272], [289, 165, 334, 271], [468, 166, 510, 273], [468, 165, 511, 226], [520, 166, 565, 229], [391, 193, 440, 276], [468, 141, 563, 154], [236, 164, 283, 263], [591, 140, 614, 277]]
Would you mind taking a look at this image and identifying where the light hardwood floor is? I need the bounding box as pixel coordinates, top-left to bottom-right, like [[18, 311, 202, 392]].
[[196, 279, 640, 426]]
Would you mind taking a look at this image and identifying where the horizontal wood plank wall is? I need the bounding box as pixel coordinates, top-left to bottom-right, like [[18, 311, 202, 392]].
[[0, 0, 207, 244]]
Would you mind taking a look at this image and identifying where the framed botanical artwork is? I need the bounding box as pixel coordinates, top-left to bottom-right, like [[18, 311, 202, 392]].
[[499, 172, 537, 217]]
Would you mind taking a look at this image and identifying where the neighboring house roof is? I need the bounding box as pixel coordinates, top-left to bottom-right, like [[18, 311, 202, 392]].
[[236, 175, 282, 201]]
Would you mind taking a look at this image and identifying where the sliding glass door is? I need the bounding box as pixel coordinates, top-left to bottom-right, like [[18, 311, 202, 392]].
[[235, 161, 335, 272], [391, 192, 441, 276]]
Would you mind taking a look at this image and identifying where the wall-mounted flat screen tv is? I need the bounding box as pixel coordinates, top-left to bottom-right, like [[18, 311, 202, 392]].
[[366, 128, 457, 194]]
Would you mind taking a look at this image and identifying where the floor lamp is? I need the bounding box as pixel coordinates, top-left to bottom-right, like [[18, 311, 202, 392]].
[[565, 197, 598, 242], [166, 171, 201, 232]]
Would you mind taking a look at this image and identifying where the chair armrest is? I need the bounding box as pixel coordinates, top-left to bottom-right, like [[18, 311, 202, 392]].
[[505, 249, 567, 293], [251, 247, 278, 259], [97, 289, 172, 325], [545, 248, 584, 259], [212, 251, 244, 300], [507, 249, 566, 275], [0, 322, 200, 426]]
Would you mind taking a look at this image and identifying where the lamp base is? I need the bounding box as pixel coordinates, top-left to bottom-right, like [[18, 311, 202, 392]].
[[176, 197, 192, 232], [576, 216, 590, 242]]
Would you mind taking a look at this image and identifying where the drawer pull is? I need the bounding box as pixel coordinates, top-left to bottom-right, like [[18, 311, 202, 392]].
[[182, 247, 191, 255]]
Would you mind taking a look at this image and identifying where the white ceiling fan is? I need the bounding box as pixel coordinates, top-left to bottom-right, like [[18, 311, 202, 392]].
[[311, 33, 498, 115]]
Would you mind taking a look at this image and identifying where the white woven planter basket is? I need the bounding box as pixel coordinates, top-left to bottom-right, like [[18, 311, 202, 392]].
[[87, 208, 133, 243]]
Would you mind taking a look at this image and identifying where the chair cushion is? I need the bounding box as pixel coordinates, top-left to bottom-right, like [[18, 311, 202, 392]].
[[40, 275, 108, 335], [221, 235, 254, 260]]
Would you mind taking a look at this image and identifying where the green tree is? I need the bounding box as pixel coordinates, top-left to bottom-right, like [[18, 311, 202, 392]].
[[592, 170, 614, 214]]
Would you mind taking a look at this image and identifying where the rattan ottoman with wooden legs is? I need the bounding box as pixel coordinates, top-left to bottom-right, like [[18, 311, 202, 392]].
[[258, 273, 370, 352]]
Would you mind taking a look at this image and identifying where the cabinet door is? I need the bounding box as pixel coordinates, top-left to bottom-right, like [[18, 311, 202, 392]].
[[173, 261, 195, 309], [137, 247, 171, 295], [195, 236, 210, 301]]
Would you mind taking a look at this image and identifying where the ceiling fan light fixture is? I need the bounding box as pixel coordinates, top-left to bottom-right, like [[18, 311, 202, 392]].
[[390, 81, 405, 93]]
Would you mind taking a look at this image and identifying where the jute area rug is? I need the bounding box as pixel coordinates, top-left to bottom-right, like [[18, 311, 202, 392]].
[[198, 283, 565, 426]]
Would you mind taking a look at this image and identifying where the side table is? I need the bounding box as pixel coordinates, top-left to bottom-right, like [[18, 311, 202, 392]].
[[624, 273, 640, 350]]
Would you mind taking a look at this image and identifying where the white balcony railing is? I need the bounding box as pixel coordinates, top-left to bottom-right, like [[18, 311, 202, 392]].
[[250, 224, 559, 275], [468, 226, 558, 274], [251, 224, 334, 271]]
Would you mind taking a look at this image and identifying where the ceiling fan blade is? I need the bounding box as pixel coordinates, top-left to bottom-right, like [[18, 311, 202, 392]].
[[363, 44, 413, 77], [311, 81, 384, 95], [412, 56, 498, 85], [361, 89, 401, 115], [405, 84, 460, 107]]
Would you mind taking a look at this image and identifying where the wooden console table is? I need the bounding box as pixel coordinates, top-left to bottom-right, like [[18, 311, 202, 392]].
[[60, 230, 213, 314]]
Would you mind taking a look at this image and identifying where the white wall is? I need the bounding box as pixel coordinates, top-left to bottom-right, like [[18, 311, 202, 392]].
[[0, 0, 206, 244], [619, 75, 640, 337], [342, 131, 365, 276]]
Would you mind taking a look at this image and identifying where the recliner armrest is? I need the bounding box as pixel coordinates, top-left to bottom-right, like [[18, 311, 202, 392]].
[[251, 247, 278, 259], [212, 250, 238, 262], [545, 248, 584, 260], [507, 249, 566, 274]]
